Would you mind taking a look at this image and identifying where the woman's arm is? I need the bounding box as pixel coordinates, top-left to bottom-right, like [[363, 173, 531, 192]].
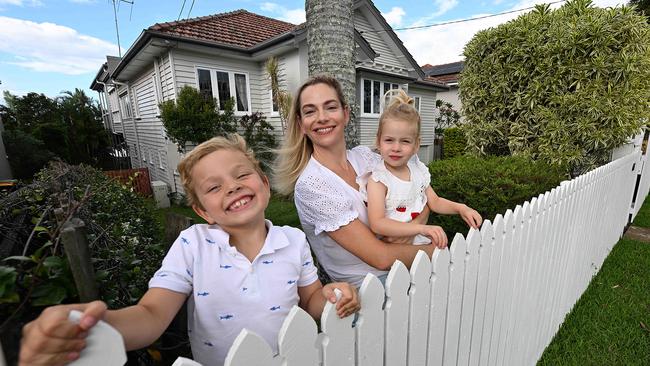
[[426, 187, 482, 228], [327, 219, 435, 270]]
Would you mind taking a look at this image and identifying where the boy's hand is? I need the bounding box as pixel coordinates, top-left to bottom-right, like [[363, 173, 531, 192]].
[[20, 301, 107, 366], [459, 205, 482, 229], [322, 283, 360, 318], [420, 225, 448, 249]]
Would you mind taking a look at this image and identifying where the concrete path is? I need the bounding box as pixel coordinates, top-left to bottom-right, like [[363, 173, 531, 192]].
[[623, 226, 650, 243]]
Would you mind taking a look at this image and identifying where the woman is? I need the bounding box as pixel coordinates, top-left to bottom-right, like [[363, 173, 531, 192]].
[[274, 75, 438, 288]]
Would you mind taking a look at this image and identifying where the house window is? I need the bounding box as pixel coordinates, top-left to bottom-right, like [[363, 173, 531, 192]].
[[196, 68, 251, 113], [414, 97, 421, 112], [197, 69, 213, 101], [361, 79, 400, 115], [119, 93, 132, 119]]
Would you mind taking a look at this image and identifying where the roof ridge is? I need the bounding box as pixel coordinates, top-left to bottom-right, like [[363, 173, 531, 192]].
[[149, 9, 297, 31]]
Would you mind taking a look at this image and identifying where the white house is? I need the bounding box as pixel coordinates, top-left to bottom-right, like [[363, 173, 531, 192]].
[[422, 61, 463, 115], [91, 0, 447, 194]]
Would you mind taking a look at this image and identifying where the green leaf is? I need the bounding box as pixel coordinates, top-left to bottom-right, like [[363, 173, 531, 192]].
[[3, 256, 34, 263], [42, 256, 64, 269], [31, 283, 68, 306]]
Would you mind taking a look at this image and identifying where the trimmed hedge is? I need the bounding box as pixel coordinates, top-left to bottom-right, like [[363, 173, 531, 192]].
[[442, 127, 467, 159], [428, 155, 567, 238]]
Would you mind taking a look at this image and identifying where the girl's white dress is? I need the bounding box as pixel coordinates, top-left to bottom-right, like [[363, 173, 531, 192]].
[[359, 159, 432, 244]]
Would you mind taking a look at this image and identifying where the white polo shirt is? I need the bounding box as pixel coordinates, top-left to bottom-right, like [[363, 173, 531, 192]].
[[149, 220, 319, 366]]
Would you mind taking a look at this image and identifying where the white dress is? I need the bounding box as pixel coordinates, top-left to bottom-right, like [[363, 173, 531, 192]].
[[359, 159, 432, 245], [294, 146, 387, 288]]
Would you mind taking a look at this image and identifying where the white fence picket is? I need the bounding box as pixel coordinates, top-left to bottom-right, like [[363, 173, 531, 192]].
[[478, 217, 503, 366], [319, 288, 355, 366], [278, 306, 318, 366], [407, 250, 431, 366], [457, 228, 481, 366], [489, 210, 513, 366], [356, 274, 385, 366], [468, 221, 494, 366], [224, 329, 279, 366], [384, 260, 410, 366], [426, 245, 450, 366], [443, 233, 467, 366]]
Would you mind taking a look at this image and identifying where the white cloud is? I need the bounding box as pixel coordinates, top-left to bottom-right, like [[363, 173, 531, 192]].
[[399, 0, 629, 66], [382, 7, 405, 27], [432, 0, 458, 17], [0, 0, 42, 6], [260, 2, 305, 24], [0, 16, 119, 75]]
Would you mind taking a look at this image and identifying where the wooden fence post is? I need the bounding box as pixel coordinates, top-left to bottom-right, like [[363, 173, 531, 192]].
[[61, 218, 99, 302]]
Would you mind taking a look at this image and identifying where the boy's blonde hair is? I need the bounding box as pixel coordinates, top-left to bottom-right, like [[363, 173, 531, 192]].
[[376, 89, 421, 147], [273, 75, 349, 196], [178, 134, 265, 208]]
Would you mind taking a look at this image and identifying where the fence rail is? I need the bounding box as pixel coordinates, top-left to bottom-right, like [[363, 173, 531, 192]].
[[221, 138, 646, 366], [104, 167, 152, 196]]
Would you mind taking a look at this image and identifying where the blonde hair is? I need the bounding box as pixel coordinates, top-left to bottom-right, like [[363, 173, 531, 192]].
[[178, 133, 264, 208], [273, 75, 349, 196], [376, 89, 421, 147]]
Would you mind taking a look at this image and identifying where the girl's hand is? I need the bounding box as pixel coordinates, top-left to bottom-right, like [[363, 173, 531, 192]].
[[420, 225, 448, 249], [20, 301, 107, 366], [459, 205, 482, 229], [322, 282, 360, 318]]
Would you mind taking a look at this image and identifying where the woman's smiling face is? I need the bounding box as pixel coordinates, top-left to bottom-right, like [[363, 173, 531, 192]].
[[298, 83, 350, 149]]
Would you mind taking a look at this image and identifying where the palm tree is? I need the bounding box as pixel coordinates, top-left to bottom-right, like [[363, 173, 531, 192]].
[[306, 0, 359, 147]]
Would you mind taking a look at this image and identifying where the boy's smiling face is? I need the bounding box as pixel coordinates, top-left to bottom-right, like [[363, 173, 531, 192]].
[[191, 148, 270, 229]]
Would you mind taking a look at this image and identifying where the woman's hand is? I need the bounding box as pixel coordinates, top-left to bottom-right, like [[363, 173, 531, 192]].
[[419, 224, 448, 249], [322, 282, 360, 318], [20, 301, 107, 366], [459, 205, 482, 229]]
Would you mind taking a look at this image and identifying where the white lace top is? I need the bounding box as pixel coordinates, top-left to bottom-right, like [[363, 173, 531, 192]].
[[359, 159, 432, 244], [294, 146, 387, 287]]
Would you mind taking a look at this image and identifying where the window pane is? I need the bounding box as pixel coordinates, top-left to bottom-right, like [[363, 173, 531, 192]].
[[392, 83, 399, 90], [363, 80, 371, 113], [373, 80, 380, 114], [197, 69, 213, 101], [216, 71, 230, 110], [414, 97, 420, 111], [234, 73, 248, 112]]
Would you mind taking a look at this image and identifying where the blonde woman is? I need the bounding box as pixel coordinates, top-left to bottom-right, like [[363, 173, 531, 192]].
[[275, 76, 435, 287]]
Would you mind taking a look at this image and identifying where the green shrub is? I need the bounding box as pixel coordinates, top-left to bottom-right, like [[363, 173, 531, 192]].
[[0, 162, 165, 318], [238, 112, 277, 173], [443, 127, 466, 159], [160, 86, 237, 152], [428, 155, 567, 238], [461, 0, 650, 175], [1, 129, 55, 179]]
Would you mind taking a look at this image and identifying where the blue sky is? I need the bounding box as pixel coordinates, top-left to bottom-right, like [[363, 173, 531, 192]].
[[0, 0, 627, 104]]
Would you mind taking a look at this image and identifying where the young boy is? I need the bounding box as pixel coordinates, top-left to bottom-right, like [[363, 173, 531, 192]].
[[19, 134, 359, 366]]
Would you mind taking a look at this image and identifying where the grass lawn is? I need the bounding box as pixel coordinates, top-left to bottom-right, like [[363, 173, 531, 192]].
[[538, 196, 650, 365]]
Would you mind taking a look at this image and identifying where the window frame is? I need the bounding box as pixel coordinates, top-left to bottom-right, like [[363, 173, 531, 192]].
[[361, 78, 401, 116], [195, 67, 252, 115], [119, 92, 133, 119]]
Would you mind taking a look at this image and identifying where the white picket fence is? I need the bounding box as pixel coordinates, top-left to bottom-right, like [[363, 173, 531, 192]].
[[223, 136, 649, 366]]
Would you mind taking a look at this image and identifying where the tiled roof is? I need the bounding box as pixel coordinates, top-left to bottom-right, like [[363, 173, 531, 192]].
[[422, 61, 464, 76], [148, 10, 297, 49], [427, 74, 459, 84]]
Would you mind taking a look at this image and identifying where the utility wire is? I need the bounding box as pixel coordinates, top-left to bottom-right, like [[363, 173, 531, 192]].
[[187, 0, 196, 19], [362, 0, 567, 33], [177, 0, 187, 21]]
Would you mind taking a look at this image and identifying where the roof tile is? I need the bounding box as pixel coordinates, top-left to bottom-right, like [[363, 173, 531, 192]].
[[148, 10, 297, 49]]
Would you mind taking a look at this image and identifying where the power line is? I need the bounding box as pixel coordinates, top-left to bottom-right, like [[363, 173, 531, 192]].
[[362, 0, 567, 33], [187, 0, 196, 19], [177, 0, 187, 21]]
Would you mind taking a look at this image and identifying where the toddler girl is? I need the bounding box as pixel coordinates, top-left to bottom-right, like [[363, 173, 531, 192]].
[[363, 89, 482, 248]]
